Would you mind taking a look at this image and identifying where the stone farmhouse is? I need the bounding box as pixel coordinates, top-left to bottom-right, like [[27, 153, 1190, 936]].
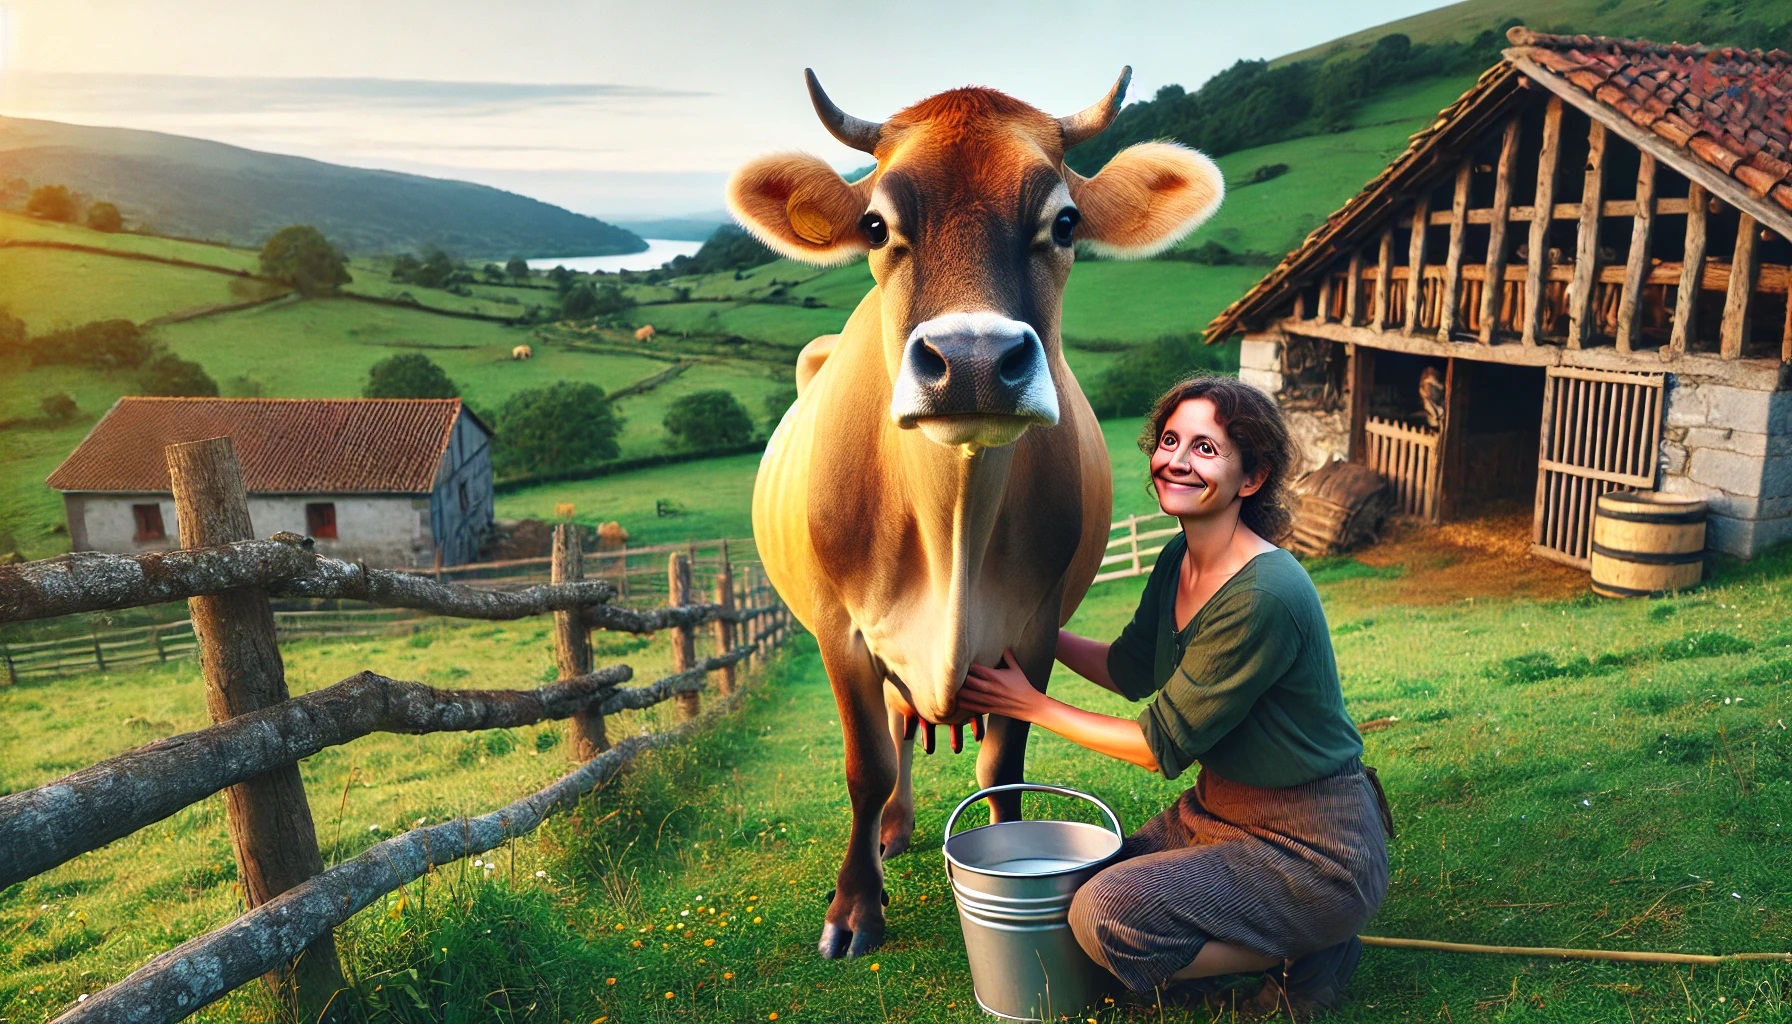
[[1207, 28, 1792, 564], [47, 397, 494, 568]]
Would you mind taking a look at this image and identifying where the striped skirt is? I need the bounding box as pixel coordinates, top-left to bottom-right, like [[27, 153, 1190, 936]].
[[1066, 757, 1390, 993]]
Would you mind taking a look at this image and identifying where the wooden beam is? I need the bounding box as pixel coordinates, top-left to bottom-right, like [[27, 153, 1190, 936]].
[[1479, 117, 1522, 343], [1317, 270, 1333, 323], [1346, 343, 1374, 462], [1615, 152, 1657, 353], [1438, 158, 1473, 340], [1438, 358, 1474, 522], [1523, 97, 1564, 345], [1414, 197, 1691, 227], [1346, 250, 1364, 325], [1374, 226, 1394, 332], [1568, 120, 1607, 348], [1722, 211, 1760, 359], [1404, 194, 1432, 333], [1670, 181, 1708, 357]]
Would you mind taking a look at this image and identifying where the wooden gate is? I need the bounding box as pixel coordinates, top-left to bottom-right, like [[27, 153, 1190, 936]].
[[1364, 415, 1441, 518], [1532, 366, 1665, 568]]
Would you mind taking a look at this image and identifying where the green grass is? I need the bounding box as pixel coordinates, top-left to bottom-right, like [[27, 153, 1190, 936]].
[[6, 539, 1790, 1021], [0, 210, 262, 273], [0, 248, 259, 333]]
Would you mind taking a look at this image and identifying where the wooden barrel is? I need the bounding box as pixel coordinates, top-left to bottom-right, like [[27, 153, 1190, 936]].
[[1589, 491, 1707, 598]]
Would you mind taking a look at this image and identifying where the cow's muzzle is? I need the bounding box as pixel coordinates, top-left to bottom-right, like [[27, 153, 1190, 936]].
[[891, 312, 1059, 446]]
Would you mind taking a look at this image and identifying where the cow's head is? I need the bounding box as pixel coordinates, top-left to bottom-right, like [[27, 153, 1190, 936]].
[[728, 69, 1223, 450]]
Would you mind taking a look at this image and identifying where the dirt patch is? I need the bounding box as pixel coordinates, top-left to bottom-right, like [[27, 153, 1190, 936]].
[[1346, 504, 1588, 604], [481, 519, 558, 561]]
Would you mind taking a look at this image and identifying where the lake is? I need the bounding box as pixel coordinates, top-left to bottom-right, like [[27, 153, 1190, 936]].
[[526, 238, 703, 274]]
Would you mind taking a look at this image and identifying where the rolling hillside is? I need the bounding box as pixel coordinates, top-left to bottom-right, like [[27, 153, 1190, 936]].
[[0, 115, 647, 258]]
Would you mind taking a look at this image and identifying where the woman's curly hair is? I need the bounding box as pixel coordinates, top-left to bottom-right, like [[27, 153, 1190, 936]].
[[1137, 373, 1301, 543]]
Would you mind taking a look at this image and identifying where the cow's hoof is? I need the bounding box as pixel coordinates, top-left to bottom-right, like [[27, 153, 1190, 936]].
[[818, 919, 885, 958], [879, 832, 912, 860]]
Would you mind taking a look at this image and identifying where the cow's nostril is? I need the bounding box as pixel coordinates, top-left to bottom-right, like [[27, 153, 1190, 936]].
[[997, 339, 1036, 386], [912, 340, 948, 384]]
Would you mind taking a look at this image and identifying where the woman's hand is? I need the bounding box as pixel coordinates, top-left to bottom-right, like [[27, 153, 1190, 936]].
[[958, 650, 1045, 722]]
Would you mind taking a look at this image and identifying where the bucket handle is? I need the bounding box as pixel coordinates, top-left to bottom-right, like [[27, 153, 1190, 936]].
[[943, 783, 1124, 844]]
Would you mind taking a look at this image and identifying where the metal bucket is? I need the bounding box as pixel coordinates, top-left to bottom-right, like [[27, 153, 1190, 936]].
[[943, 783, 1125, 1021]]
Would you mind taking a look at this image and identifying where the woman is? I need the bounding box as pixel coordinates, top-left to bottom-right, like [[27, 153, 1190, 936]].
[[957, 373, 1392, 1019]]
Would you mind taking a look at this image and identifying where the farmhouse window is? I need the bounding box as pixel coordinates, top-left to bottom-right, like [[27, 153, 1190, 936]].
[[132, 503, 165, 541], [306, 502, 338, 540]]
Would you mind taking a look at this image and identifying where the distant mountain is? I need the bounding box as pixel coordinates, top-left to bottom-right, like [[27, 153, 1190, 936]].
[[609, 214, 727, 242], [0, 115, 647, 259]]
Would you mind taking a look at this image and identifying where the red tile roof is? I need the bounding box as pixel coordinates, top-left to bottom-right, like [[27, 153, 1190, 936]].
[[47, 398, 482, 494], [1506, 28, 1792, 215]]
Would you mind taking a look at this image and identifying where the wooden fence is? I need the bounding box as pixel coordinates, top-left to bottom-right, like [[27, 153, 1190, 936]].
[[0, 436, 797, 1024], [1093, 512, 1181, 584]]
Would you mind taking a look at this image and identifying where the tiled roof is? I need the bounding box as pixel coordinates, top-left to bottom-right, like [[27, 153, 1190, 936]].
[[47, 398, 480, 494], [1204, 25, 1792, 343], [1507, 27, 1792, 215]]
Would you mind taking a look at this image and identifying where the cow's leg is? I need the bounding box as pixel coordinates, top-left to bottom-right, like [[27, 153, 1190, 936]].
[[878, 702, 917, 859], [816, 629, 897, 959], [974, 607, 1061, 824]]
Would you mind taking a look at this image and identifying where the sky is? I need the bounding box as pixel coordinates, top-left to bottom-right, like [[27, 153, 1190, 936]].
[[0, 0, 1457, 221]]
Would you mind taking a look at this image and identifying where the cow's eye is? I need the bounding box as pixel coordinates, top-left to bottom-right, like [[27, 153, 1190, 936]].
[[860, 212, 889, 248], [1051, 208, 1080, 247]]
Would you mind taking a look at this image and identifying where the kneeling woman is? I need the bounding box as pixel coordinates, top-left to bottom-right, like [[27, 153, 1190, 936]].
[[958, 374, 1392, 1017]]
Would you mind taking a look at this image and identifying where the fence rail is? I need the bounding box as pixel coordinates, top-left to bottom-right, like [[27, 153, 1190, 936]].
[[0, 436, 797, 1024]]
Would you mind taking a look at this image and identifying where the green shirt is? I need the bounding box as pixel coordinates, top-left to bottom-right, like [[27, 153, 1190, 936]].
[[1105, 534, 1363, 787]]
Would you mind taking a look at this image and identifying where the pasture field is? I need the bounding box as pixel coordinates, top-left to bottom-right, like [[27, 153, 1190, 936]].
[[4, 527, 1789, 1021], [0, 210, 261, 273], [0, 248, 263, 333]]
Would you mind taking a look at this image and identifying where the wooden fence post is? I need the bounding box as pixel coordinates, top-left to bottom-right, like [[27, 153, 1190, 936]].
[[1, 643, 15, 686], [151, 624, 165, 663], [555, 524, 607, 759], [713, 541, 736, 696], [90, 627, 106, 673], [166, 436, 346, 1017], [670, 552, 699, 720]]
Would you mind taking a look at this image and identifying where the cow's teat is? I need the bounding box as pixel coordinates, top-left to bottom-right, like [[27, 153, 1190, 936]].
[[891, 311, 1059, 448]]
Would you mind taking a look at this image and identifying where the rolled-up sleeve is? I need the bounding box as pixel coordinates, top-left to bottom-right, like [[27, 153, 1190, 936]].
[[1138, 589, 1301, 780]]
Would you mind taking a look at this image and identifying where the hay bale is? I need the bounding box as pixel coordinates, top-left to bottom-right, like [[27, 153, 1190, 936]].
[[1288, 461, 1395, 557]]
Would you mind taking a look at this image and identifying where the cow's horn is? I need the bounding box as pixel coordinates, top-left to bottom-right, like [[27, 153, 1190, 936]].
[[805, 69, 882, 154], [1059, 66, 1132, 149]]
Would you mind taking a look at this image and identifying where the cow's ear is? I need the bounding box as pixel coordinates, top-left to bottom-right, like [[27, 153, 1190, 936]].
[[1066, 142, 1223, 260], [727, 153, 870, 266]]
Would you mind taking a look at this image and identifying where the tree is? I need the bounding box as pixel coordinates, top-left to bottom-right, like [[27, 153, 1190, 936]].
[[481, 262, 506, 283], [140, 354, 219, 397], [505, 257, 530, 283], [86, 202, 123, 232], [363, 353, 458, 399], [664, 390, 755, 451], [259, 225, 351, 296], [561, 284, 599, 320], [496, 382, 622, 476], [30, 319, 153, 370], [26, 184, 76, 222]]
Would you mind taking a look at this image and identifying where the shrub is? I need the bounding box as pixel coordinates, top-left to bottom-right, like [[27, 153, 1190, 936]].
[[30, 319, 154, 370], [26, 184, 76, 222], [86, 201, 123, 232], [1085, 333, 1240, 418], [496, 382, 623, 476], [139, 354, 219, 397], [364, 353, 458, 399], [40, 393, 78, 421], [663, 390, 755, 451], [259, 225, 351, 296]]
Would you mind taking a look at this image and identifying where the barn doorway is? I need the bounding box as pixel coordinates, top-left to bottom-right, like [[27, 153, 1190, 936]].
[[1530, 367, 1666, 567], [1455, 361, 1544, 519]]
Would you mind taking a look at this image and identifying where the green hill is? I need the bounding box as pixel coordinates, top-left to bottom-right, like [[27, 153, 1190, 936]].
[[0, 115, 647, 259]]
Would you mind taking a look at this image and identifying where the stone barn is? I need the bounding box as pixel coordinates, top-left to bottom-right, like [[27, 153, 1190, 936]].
[[47, 397, 495, 568], [1206, 28, 1792, 564]]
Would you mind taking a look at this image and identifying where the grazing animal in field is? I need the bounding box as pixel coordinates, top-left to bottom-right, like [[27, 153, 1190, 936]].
[[734, 68, 1224, 959], [634, 324, 657, 342], [511, 345, 533, 360]]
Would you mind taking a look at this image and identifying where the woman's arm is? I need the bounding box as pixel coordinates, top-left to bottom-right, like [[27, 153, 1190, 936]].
[[1054, 629, 1124, 695], [958, 652, 1160, 772]]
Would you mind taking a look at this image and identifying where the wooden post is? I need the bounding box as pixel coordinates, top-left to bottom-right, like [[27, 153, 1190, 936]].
[[1403, 195, 1432, 333], [1670, 182, 1708, 357], [1523, 97, 1564, 345], [1439, 158, 1472, 339], [1128, 514, 1142, 575], [1783, 267, 1792, 365], [1, 644, 15, 686], [1346, 344, 1374, 463], [91, 628, 106, 673], [1345, 251, 1363, 326], [1374, 227, 1394, 332], [1721, 211, 1760, 359], [1568, 121, 1607, 348], [432, 543, 443, 583], [1317, 271, 1333, 323], [670, 552, 698, 720], [166, 437, 344, 1017], [555, 524, 606, 759], [1479, 117, 1521, 343], [151, 625, 165, 663], [713, 541, 736, 696], [1438, 358, 1474, 522], [1616, 152, 1657, 353]]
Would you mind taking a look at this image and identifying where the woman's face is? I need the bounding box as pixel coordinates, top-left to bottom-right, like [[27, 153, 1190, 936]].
[[1149, 397, 1265, 520]]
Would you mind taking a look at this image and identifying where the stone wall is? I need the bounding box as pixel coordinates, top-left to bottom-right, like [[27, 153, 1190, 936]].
[[1241, 332, 1349, 477], [68, 493, 435, 567], [1657, 376, 1792, 557]]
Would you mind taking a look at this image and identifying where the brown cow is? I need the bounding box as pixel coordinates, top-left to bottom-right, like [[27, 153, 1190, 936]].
[[634, 324, 657, 342], [730, 68, 1223, 958]]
